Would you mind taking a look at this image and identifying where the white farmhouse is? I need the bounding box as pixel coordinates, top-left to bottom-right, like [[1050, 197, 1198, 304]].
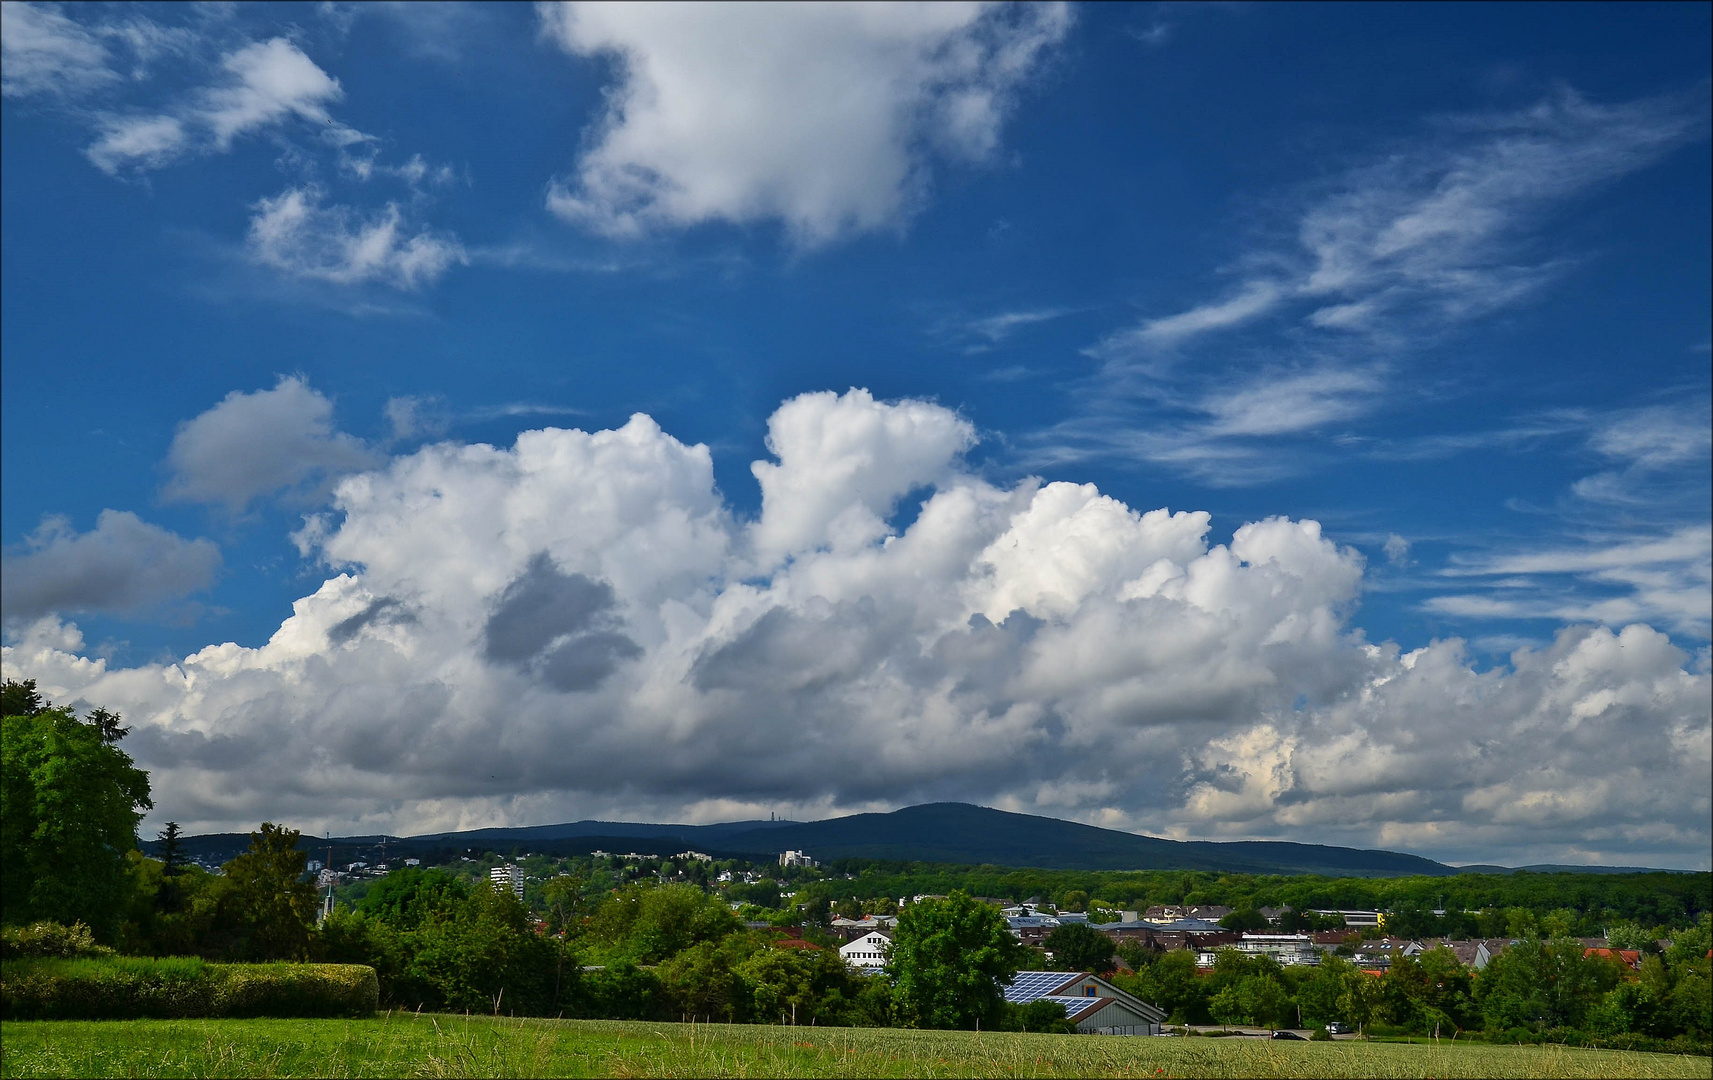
[[839, 931, 891, 970]]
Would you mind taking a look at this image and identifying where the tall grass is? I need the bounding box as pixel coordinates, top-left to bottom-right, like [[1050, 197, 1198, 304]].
[[2, 1015, 1707, 1078]]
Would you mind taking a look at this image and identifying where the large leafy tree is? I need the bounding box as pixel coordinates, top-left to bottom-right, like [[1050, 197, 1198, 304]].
[[2, 681, 152, 941], [659, 938, 752, 1022], [358, 866, 470, 931], [1042, 921, 1118, 973], [408, 883, 570, 1015], [222, 822, 318, 959], [1114, 947, 1208, 1023], [887, 890, 1030, 1030]]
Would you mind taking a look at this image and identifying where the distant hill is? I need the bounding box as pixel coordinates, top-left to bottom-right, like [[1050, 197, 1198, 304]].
[[1455, 863, 1694, 876], [665, 803, 1462, 877], [144, 803, 1697, 877], [148, 802, 1462, 877]]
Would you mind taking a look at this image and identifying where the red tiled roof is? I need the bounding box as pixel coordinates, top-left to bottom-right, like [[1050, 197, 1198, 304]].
[[1583, 948, 1641, 968]]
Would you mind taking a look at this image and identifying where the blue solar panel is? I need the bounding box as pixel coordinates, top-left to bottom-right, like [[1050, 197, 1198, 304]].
[[1041, 995, 1103, 1020], [1003, 971, 1075, 1003]]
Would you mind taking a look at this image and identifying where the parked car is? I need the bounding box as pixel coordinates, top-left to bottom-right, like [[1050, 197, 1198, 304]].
[[1325, 1022, 1350, 1035], [1270, 1031, 1306, 1041]]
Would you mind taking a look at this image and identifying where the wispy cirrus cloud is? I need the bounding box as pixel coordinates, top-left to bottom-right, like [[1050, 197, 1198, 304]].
[[1050, 88, 1709, 484], [1095, 88, 1707, 364], [1413, 398, 1712, 639], [246, 186, 467, 290], [1427, 525, 1712, 638], [86, 36, 358, 173], [0, 1, 118, 98]]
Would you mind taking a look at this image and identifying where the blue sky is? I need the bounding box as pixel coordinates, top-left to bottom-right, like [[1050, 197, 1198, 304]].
[[3, 2, 1709, 867]]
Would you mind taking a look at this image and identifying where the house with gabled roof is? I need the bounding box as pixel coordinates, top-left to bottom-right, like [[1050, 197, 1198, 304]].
[[839, 931, 891, 971], [1002, 971, 1167, 1036]]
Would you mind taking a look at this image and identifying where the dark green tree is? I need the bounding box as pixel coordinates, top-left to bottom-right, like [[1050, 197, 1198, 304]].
[[632, 884, 741, 963], [1002, 998, 1077, 1033], [738, 944, 856, 1026], [1219, 908, 1270, 932], [660, 937, 752, 1021], [408, 883, 569, 1014], [1113, 947, 1208, 1023], [86, 706, 128, 745], [2, 690, 152, 941], [887, 891, 1031, 1030], [1379, 947, 1477, 1034], [1042, 921, 1118, 972], [154, 821, 187, 914], [358, 866, 470, 931], [222, 822, 317, 959], [541, 872, 594, 937], [0, 678, 48, 717], [156, 822, 187, 875]]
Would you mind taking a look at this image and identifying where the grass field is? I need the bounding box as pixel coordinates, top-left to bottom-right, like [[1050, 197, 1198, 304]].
[[2, 1014, 1707, 1079]]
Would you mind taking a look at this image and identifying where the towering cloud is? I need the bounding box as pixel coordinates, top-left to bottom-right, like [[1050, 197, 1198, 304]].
[[4, 390, 1707, 866]]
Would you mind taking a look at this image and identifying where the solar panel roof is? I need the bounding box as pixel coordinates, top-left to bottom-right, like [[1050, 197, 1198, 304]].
[[1003, 971, 1076, 1003], [1039, 996, 1104, 1021]]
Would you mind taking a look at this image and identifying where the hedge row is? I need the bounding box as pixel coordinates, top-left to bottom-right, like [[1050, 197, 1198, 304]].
[[1, 957, 378, 1019]]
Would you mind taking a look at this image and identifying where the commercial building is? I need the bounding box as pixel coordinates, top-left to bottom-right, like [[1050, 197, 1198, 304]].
[[1235, 933, 1321, 965], [490, 863, 524, 899]]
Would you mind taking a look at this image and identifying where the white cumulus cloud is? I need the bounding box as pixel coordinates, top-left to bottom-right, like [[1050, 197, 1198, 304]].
[[4, 389, 1706, 867], [539, 1, 1070, 244]]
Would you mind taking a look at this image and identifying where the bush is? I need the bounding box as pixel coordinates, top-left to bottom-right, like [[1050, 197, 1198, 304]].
[[0, 921, 114, 959], [1310, 1026, 1333, 1041], [1, 957, 377, 1019], [1000, 998, 1078, 1034]]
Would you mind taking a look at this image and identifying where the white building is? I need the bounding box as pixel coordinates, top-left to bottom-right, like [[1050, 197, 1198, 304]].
[[831, 915, 898, 933], [1310, 909, 1384, 928], [1237, 933, 1322, 965], [1003, 972, 1167, 1036], [675, 850, 712, 862], [779, 850, 817, 868], [490, 863, 524, 899], [840, 931, 892, 970]]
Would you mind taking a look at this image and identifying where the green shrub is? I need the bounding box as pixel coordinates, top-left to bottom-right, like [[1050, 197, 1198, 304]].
[[0, 921, 115, 959], [1, 957, 377, 1019], [1310, 1025, 1333, 1040]]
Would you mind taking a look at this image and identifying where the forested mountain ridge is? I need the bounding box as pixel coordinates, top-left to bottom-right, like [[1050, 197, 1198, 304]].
[[137, 802, 1680, 877]]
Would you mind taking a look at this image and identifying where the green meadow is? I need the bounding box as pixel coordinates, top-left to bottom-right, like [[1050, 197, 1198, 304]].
[[3, 1015, 1708, 1079]]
